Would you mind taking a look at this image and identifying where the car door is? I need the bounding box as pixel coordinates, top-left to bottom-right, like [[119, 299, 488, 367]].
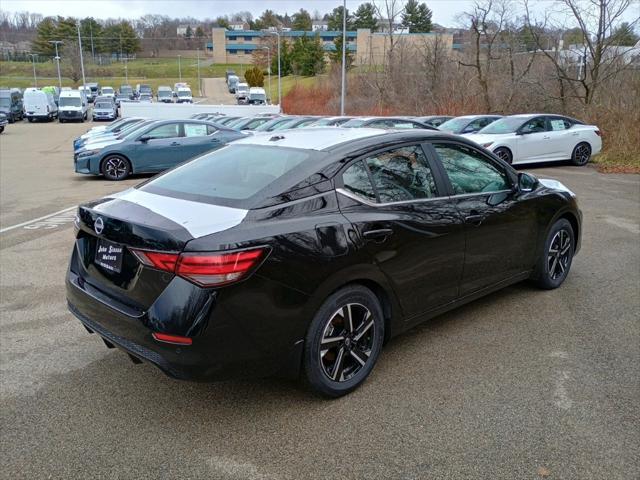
[[336, 143, 466, 320], [546, 116, 575, 160], [135, 122, 183, 172], [430, 141, 539, 296], [515, 116, 552, 162], [179, 123, 223, 162]]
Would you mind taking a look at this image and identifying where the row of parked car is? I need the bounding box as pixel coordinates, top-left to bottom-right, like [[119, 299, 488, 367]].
[[71, 111, 602, 181]]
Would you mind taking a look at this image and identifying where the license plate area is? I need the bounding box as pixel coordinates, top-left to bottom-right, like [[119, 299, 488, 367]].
[[95, 238, 124, 273]]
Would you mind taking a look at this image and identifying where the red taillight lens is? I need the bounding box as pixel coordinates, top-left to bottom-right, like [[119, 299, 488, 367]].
[[132, 250, 179, 272], [152, 332, 192, 345], [131, 247, 267, 287], [176, 249, 266, 287]]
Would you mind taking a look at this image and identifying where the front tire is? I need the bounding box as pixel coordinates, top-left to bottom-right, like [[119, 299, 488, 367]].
[[532, 218, 575, 289], [494, 147, 513, 165], [572, 142, 591, 166], [101, 155, 131, 181], [303, 285, 385, 397]]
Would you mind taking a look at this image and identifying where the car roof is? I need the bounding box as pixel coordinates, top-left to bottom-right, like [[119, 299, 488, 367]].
[[233, 127, 391, 151]]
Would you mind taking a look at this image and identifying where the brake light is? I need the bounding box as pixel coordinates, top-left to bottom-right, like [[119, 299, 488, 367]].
[[177, 249, 266, 287], [131, 248, 267, 287], [152, 332, 192, 345], [595, 130, 602, 137]]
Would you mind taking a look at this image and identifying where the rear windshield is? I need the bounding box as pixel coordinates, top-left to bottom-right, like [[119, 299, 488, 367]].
[[95, 103, 111, 109], [139, 144, 316, 208], [438, 117, 471, 133]]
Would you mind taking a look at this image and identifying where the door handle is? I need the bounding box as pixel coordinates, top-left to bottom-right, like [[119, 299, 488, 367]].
[[362, 228, 394, 242], [465, 214, 484, 226], [543, 136, 551, 139], [170, 141, 180, 146]]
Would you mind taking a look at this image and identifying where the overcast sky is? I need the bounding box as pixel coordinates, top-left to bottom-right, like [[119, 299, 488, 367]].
[[2, 0, 639, 28]]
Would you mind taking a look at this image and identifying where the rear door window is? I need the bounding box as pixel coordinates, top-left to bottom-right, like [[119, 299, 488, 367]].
[[549, 118, 572, 131], [184, 123, 209, 137], [342, 161, 377, 202]]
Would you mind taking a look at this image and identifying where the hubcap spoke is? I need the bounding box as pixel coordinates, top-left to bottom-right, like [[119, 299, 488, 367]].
[[331, 347, 346, 381], [321, 336, 344, 349]]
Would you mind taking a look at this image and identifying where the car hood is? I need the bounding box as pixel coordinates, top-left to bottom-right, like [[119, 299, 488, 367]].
[[94, 108, 114, 113], [79, 138, 124, 152], [463, 133, 513, 145]]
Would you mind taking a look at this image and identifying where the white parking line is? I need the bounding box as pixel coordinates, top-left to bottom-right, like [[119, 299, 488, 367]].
[[0, 206, 77, 234]]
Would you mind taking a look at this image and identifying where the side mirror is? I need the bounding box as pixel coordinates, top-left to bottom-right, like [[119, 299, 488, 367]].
[[518, 172, 538, 193], [138, 136, 151, 143]]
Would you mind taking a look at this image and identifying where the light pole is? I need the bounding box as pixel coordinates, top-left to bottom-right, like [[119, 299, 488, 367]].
[[197, 48, 202, 97], [340, 0, 347, 115], [262, 30, 281, 108], [49, 40, 63, 89], [260, 46, 271, 103], [178, 55, 182, 82], [27, 53, 38, 87], [124, 57, 128, 83], [76, 21, 86, 89]]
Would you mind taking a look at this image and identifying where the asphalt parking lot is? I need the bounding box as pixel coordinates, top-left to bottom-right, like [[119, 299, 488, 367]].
[[1, 121, 638, 479]]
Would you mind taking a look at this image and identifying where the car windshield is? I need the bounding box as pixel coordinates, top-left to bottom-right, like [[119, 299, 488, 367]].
[[479, 117, 526, 134], [139, 144, 314, 206], [59, 97, 82, 107], [102, 88, 114, 94], [438, 117, 472, 133], [249, 93, 266, 101], [95, 103, 111, 109], [159, 91, 171, 97], [178, 91, 191, 97], [140, 87, 151, 93], [121, 87, 132, 94]]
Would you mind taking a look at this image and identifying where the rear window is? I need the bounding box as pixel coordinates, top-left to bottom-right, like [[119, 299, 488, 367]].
[[139, 144, 316, 207]]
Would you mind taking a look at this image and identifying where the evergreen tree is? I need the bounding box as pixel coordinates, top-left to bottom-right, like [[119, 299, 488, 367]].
[[330, 34, 354, 68], [185, 25, 192, 38], [291, 34, 325, 76], [271, 39, 293, 77], [353, 3, 378, 32], [32, 17, 58, 56], [245, 66, 264, 87], [327, 6, 353, 31], [610, 22, 639, 46], [292, 9, 312, 31], [195, 26, 205, 38], [401, 0, 433, 33]]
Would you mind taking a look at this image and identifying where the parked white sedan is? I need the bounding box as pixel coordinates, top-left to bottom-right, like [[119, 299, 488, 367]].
[[464, 114, 602, 166]]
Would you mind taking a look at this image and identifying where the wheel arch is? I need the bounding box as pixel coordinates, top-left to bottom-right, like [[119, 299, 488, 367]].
[[558, 211, 580, 251]]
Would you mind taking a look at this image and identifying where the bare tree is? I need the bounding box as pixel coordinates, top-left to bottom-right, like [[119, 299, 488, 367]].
[[524, 0, 638, 105]]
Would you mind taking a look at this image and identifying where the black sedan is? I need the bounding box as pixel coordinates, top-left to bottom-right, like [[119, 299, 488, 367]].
[[67, 128, 582, 397]]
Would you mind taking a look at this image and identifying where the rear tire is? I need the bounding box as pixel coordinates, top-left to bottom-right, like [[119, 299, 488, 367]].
[[571, 142, 591, 166], [532, 218, 575, 290], [27, 117, 33, 123], [494, 147, 513, 165], [59, 118, 64, 123], [101, 155, 131, 181], [303, 285, 385, 398]]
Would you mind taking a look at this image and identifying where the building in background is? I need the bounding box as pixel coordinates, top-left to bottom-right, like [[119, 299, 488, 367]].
[[211, 27, 452, 65]]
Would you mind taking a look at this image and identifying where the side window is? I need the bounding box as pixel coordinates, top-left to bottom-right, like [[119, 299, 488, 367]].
[[145, 123, 180, 140], [521, 117, 547, 134], [368, 120, 391, 128], [206, 125, 218, 135], [184, 123, 209, 137], [342, 161, 376, 202], [549, 118, 572, 131], [366, 145, 437, 202], [389, 121, 418, 129], [434, 143, 511, 195]]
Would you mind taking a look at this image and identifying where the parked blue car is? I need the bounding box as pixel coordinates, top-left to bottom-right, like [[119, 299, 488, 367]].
[[74, 119, 246, 180]]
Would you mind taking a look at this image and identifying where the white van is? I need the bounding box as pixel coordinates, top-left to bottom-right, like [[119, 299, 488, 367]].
[[24, 88, 58, 122], [248, 87, 267, 105], [58, 89, 88, 123], [176, 87, 193, 103]]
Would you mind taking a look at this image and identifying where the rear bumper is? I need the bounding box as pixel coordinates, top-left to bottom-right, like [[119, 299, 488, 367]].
[[66, 245, 309, 381]]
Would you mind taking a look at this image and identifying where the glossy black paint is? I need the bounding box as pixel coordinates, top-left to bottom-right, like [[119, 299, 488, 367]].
[[66, 130, 582, 382]]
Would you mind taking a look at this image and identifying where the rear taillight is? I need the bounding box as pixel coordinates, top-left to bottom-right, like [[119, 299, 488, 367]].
[[131, 247, 267, 287], [595, 130, 602, 137]]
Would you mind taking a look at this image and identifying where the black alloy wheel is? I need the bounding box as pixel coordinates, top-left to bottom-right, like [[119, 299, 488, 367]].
[[494, 147, 513, 164], [101, 155, 131, 181], [304, 285, 384, 397], [533, 218, 574, 289], [572, 142, 591, 166]]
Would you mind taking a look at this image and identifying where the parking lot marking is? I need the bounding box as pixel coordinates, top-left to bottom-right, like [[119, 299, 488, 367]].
[[0, 206, 77, 234]]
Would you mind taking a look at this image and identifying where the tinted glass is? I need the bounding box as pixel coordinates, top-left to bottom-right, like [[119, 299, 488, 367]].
[[145, 123, 181, 140], [521, 117, 547, 134], [178, 90, 191, 97], [184, 123, 209, 137], [366, 145, 437, 202], [389, 120, 422, 129], [341, 119, 367, 128], [95, 103, 112, 109], [59, 97, 82, 107], [434, 143, 510, 194], [549, 118, 572, 131], [342, 161, 376, 201], [141, 145, 312, 203]]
